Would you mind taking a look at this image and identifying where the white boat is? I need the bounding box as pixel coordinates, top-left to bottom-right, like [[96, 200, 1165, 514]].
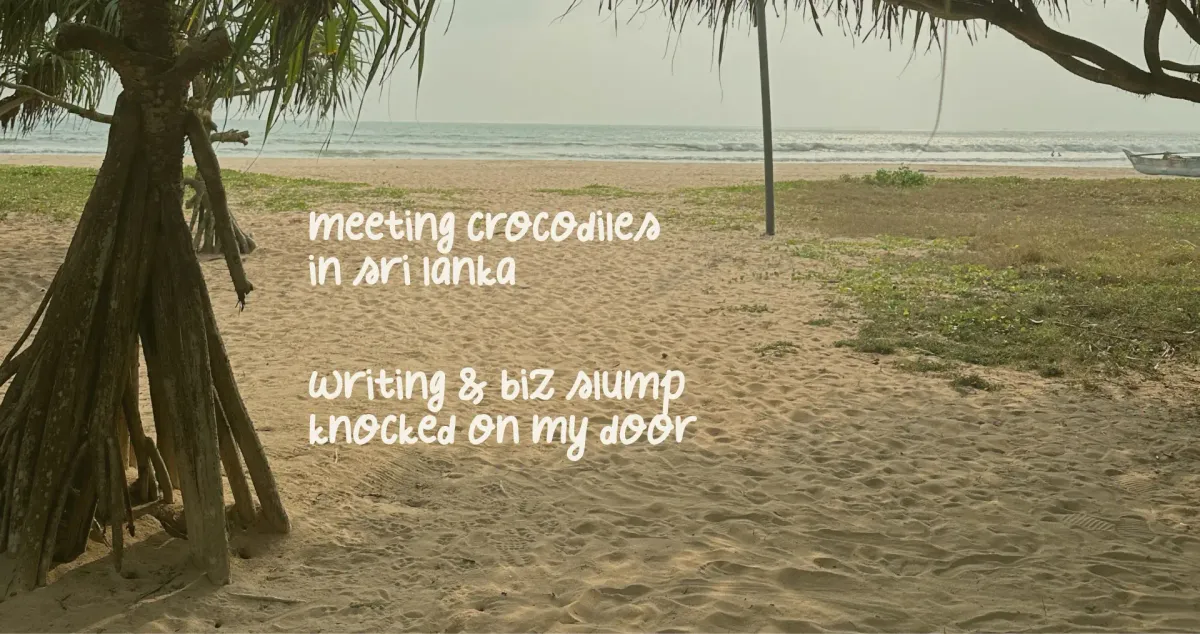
[[1122, 148, 1200, 177]]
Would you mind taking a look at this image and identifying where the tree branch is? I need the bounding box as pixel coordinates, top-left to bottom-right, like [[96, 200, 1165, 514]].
[[884, 0, 985, 20], [1166, 0, 1200, 47], [184, 111, 254, 306], [1045, 53, 1146, 93], [210, 129, 250, 145], [0, 86, 245, 143], [0, 81, 113, 124], [170, 28, 233, 83], [232, 83, 280, 98], [54, 24, 140, 77], [1001, 1, 1200, 100], [0, 94, 32, 120], [1163, 60, 1200, 74], [880, 0, 1200, 103], [1146, 0, 1168, 76]]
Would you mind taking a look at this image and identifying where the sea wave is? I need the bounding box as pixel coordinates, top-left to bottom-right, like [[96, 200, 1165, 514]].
[[0, 122, 1177, 166]]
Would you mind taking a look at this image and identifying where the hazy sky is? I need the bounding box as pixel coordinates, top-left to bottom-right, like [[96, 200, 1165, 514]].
[[341, 0, 1200, 132]]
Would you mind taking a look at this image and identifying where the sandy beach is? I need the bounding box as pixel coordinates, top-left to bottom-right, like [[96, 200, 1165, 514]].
[[1, 157, 1198, 632], [0, 154, 1143, 189]]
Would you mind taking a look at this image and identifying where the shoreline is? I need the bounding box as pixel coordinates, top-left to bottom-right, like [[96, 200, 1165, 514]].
[[0, 154, 1143, 190]]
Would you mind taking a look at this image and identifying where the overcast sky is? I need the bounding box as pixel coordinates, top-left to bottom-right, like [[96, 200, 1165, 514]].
[[331, 0, 1200, 132]]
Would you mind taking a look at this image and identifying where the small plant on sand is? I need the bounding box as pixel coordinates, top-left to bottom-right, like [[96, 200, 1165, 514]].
[[731, 303, 770, 314], [862, 166, 930, 188], [805, 317, 834, 327], [951, 373, 996, 392], [755, 341, 800, 357]]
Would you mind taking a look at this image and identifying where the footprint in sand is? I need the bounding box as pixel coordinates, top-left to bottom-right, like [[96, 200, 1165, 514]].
[[1061, 513, 1117, 533], [1116, 515, 1156, 544], [1115, 471, 1159, 497], [489, 528, 537, 567]]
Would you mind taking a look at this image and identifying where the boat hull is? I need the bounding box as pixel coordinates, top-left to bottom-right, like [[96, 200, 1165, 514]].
[[1122, 149, 1200, 177]]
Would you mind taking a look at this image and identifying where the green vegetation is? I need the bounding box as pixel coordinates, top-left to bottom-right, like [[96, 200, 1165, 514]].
[[950, 373, 996, 392], [717, 303, 770, 314], [834, 338, 897, 355], [535, 184, 645, 198], [859, 166, 932, 188], [895, 357, 955, 373], [0, 165, 96, 221], [0, 165, 413, 220], [694, 176, 1200, 378], [8, 166, 1197, 381], [754, 341, 800, 358], [805, 317, 834, 327]]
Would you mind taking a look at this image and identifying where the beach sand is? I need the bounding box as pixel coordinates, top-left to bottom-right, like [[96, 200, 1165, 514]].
[[1, 158, 1198, 632], [0, 154, 1146, 189]]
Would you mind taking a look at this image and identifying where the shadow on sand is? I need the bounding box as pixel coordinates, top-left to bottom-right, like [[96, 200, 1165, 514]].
[[0, 526, 287, 632]]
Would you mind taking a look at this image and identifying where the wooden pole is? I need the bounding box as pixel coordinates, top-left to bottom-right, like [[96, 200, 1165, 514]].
[[756, 0, 776, 236]]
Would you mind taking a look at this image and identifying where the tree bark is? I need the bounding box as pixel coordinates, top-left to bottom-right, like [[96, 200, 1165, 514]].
[[0, 7, 286, 596]]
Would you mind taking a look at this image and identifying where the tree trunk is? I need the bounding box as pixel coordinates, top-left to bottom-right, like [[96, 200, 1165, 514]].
[[0, 5, 286, 597]]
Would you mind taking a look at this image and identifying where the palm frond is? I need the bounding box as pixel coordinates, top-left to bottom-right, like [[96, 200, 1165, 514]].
[[211, 0, 439, 138], [0, 0, 441, 133], [585, 0, 979, 60]]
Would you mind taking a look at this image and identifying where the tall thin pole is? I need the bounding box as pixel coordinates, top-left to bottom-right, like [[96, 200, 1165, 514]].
[[756, 0, 775, 236]]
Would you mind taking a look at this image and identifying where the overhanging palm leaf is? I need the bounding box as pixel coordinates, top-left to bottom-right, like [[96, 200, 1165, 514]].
[[585, 0, 1200, 105], [0, 0, 441, 133]]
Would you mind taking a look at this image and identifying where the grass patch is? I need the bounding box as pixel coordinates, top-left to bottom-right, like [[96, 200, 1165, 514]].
[[785, 235, 966, 261], [536, 184, 644, 198], [707, 303, 770, 315], [0, 165, 96, 221], [805, 317, 834, 327], [834, 338, 897, 355], [700, 301, 768, 312], [950, 373, 996, 392], [191, 168, 406, 212], [729, 303, 770, 314], [410, 187, 465, 202], [1038, 364, 1066, 378], [896, 357, 955, 373], [696, 176, 1200, 378], [0, 165, 411, 219], [859, 166, 932, 188], [754, 341, 799, 358], [836, 253, 1198, 375]]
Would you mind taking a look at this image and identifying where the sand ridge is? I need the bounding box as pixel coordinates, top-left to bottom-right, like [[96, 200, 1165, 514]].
[[0, 159, 1197, 632]]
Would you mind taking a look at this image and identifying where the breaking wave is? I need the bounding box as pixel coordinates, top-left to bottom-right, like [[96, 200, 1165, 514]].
[[2, 121, 1185, 166]]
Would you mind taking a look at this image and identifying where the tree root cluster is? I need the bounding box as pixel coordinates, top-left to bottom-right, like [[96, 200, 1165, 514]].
[[186, 175, 256, 256], [0, 91, 285, 597]]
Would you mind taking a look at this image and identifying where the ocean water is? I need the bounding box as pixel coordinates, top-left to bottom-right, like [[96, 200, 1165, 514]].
[[1, 120, 1191, 166]]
